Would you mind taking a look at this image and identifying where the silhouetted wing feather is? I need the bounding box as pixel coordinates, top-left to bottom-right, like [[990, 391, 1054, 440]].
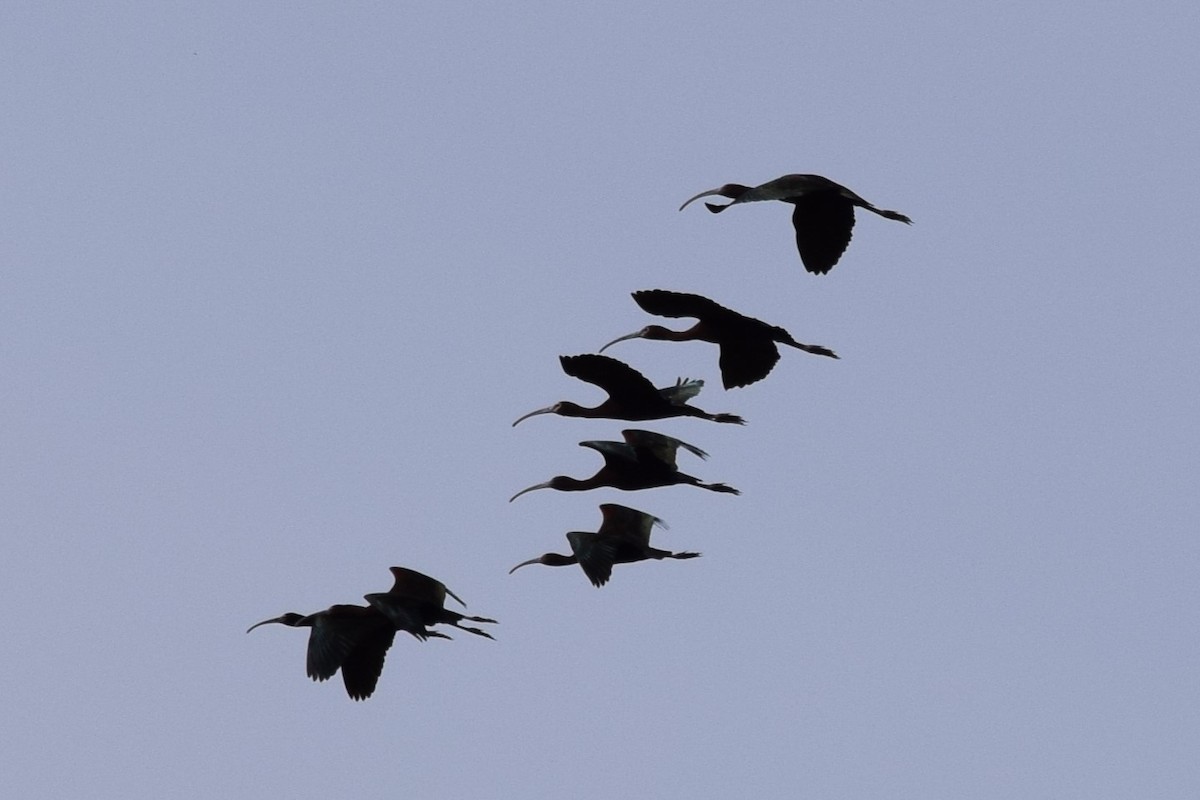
[[567, 531, 617, 587], [717, 337, 782, 389], [339, 625, 396, 701], [387, 566, 449, 608], [599, 503, 664, 544], [560, 354, 662, 409], [622, 429, 708, 465], [658, 377, 703, 405], [579, 439, 638, 464], [304, 606, 375, 682], [792, 194, 854, 274], [631, 290, 731, 322]]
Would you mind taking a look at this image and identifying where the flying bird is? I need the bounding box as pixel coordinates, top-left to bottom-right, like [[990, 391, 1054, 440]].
[[364, 566, 498, 640], [509, 428, 740, 501], [512, 354, 744, 427], [600, 289, 837, 389], [246, 603, 425, 701], [680, 173, 911, 274], [510, 502, 700, 587]]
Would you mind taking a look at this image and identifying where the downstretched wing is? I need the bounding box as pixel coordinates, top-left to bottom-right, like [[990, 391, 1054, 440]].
[[791, 194, 855, 274], [716, 335, 783, 389], [339, 623, 397, 701], [567, 531, 618, 587], [305, 606, 375, 682]]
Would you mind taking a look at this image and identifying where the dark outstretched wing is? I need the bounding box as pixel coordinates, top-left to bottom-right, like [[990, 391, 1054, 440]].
[[598, 503, 664, 545], [387, 566, 466, 609], [567, 531, 618, 587], [791, 194, 855, 274], [304, 605, 376, 683], [339, 624, 397, 701], [631, 290, 733, 323], [716, 335, 783, 389], [560, 354, 663, 411], [621, 429, 708, 466]]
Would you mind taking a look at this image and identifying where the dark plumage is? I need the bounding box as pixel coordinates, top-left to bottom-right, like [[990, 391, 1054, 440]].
[[512, 354, 744, 426], [510, 503, 700, 587], [509, 428, 740, 501], [364, 566, 498, 641], [246, 604, 410, 701], [680, 173, 911, 274], [600, 289, 837, 389]]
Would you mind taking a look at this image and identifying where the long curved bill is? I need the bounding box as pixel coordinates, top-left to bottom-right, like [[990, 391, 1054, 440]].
[[512, 406, 556, 427], [598, 330, 643, 353], [509, 481, 552, 502], [508, 558, 541, 574], [678, 187, 726, 211], [246, 616, 289, 634]]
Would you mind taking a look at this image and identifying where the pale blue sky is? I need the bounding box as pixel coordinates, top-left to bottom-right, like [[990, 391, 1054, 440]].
[[3, 3, 1198, 798]]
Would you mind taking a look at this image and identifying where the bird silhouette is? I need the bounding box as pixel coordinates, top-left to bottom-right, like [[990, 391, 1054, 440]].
[[510, 502, 700, 587], [247, 603, 431, 701], [680, 173, 911, 274], [509, 428, 739, 501], [600, 289, 837, 389], [512, 354, 744, 426], [364, 566, 498, 640]]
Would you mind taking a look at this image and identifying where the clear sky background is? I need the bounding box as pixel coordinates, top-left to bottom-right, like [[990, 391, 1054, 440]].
[[3, 3, 1198, 798]]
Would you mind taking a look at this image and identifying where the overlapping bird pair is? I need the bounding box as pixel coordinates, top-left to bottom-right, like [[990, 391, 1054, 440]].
[[250, 174, 909, 699]]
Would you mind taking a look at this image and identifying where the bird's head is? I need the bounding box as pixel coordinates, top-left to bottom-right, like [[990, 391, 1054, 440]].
[[245, 612, 307, 633], [512, 401, 585, 426], [598, 325, 673, 353], [508, 552, 577, 574], [679, 183, 752, 212]]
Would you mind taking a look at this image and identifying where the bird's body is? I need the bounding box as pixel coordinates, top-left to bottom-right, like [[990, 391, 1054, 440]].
[[680, 173, 911, 274], [246, 603, 405, 701], [510, 503, 701, 587], [509, 428, 739, 501], [364, 566, 498, 640], [512, 354, 744, 426], [600, 290, 837, 389]]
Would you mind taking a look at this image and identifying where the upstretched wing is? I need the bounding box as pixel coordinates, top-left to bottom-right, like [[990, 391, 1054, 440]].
[[560, 354, 663, 410], [658, 377, 703, 406], [631, 289, 732, 323], [598, 503, 665, 545], [621, 429, 708, 466], [579, 439, 638, 465], [387, 566, 465, 609]]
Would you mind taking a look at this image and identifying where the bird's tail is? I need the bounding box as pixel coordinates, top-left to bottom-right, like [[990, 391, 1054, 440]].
[[867, 205, 912, 224], [783, 340, 839, 359]]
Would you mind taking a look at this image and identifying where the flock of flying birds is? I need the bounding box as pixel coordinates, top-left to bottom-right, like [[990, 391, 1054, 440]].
[[248, 173, 911, 700]]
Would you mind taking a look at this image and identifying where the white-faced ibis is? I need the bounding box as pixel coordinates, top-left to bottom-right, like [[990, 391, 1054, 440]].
[[599, 289, 837, 389], [680, 173, 911, 274], [512, 354, 744, 427], [364, 566, 498, 640], [510, 502, 701, 587], [246, 603, 431, 701], [509, 428, 740, 501]]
